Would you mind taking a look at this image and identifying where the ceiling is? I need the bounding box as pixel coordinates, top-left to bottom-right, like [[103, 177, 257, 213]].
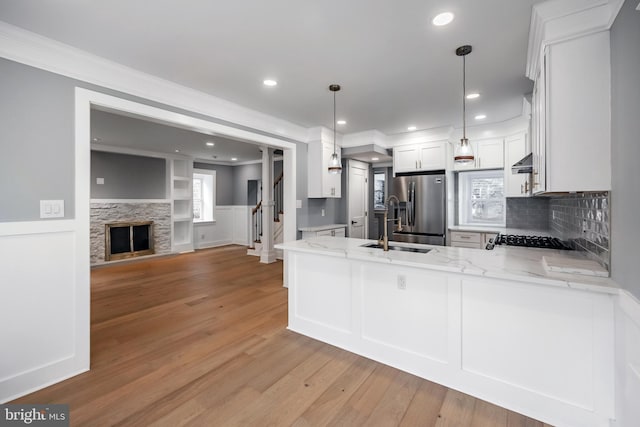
[[91, 109, 265, 163], [0, 0, 543, 137]]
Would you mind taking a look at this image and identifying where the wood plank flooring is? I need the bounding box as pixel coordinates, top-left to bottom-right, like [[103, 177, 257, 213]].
[[12, 245, 552, 426]]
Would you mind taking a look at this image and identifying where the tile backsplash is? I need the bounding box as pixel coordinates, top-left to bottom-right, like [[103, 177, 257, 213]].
[[506, 197, 550, 230], [548, 192, 610, 270]]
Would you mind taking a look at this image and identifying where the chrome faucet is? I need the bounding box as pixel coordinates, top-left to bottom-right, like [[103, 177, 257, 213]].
[[378, 195, 402, 251]]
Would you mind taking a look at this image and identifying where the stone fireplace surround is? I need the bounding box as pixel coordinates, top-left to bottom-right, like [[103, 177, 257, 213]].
[[90, 201, 171, 265]]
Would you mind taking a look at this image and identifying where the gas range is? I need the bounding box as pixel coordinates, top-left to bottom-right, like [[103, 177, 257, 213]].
[[485, 233, 573, 250]]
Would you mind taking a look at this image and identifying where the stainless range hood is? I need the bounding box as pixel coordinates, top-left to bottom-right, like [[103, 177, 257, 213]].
[[511, 152, 533, 174]]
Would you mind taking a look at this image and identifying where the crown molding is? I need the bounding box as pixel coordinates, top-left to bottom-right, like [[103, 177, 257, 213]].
[[341, 130, 388, 148], [0, 21, 309, 143], [448, 114, 530, 142], [526, 0, 625, 79]]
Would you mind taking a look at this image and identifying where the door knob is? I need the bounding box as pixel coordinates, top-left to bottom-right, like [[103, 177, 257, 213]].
[[351, 220, 357, 224]]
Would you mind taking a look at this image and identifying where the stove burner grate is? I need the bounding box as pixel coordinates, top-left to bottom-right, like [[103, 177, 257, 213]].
[[488, 234, 573, 250]]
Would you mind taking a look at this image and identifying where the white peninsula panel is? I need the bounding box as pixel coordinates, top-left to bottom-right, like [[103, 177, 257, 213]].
[[289, 252, 352, 343], [358, 264, 449, 364], [278, 237, 617, 427], [461, 279, 614, 417]]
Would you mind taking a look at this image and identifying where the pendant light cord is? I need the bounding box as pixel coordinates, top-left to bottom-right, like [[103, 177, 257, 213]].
[[462, 54, 466, 140], [333, 91, 336, 154]]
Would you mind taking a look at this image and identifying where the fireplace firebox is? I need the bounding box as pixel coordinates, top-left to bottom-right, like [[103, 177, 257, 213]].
[[105, 221, 154, 261]]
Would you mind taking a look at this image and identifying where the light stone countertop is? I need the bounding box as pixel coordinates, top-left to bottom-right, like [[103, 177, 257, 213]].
[[298, 224, 348, 232], [276, 237, 619, 294]]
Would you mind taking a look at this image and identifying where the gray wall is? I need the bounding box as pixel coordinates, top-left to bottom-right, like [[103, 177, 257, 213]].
[[193, 162, 234, 205], [91, 151, 166, 199], [0, 59, 75, 221], [0, 57, 346, 234], [610, 0, 640, 299], [232, 163, 261, 205]]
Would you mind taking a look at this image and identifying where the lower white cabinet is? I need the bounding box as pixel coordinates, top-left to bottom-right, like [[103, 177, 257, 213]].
[[450, 230, 495, 249], [301, 225, 346, 239]]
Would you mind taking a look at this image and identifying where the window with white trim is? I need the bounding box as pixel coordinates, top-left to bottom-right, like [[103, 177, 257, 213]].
[[193, 169, 216, 223], [458, 169, 505, 226]]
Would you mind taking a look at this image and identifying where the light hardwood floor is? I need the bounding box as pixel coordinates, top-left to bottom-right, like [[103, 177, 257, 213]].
[[13, 245, 552, 426]]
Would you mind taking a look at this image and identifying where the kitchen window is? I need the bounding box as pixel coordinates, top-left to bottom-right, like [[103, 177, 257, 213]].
[[458, 169, 505, 226], [193, 169, 216, 223]]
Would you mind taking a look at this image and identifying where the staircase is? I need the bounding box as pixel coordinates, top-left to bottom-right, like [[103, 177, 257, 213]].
[[247, 172, 284, 257]]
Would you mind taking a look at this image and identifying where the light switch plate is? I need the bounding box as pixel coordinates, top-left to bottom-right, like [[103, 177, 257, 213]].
[[96, 177, 105, 185], [40, 200, 65, 218]]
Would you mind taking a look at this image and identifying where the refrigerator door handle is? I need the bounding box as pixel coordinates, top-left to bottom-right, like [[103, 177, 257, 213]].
[[408, 182, 416, 226], [407, 187, 412, 226]]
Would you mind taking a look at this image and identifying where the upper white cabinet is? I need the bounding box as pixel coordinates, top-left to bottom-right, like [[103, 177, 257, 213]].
[[505, 133, 530, 197], [393, 141, 446, 174], [308, 140, 341, 198], [530, 30, 611, 193], [453, 139, 504, 171]]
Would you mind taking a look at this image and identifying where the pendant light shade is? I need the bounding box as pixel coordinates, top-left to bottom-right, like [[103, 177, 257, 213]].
[[454, 45, 475, 165], [328, 84, 342, 175]]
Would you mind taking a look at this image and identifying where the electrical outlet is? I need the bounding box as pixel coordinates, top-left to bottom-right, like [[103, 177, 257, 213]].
[[321, 209, 325, 217], [397, 275, 406, 290]]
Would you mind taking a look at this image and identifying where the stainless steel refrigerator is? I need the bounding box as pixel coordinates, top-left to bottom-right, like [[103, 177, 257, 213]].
[[389, 172, 446, 246]]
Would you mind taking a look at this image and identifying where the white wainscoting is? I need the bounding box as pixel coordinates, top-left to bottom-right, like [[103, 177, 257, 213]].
[[0, 221, 89, 403], [193, 206, 250, 249], [615, 290, 640, 427]]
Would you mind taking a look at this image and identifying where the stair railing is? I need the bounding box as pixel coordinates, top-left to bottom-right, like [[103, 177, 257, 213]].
[[249, 173, 283, 248]]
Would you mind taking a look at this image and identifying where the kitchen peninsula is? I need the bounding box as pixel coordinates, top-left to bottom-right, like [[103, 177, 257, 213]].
[[276, 237, 617, 427]]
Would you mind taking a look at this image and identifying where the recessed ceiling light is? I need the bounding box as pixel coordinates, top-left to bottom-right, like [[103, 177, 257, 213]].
[[371, 157, 379, 161], [206, 142, 215, 147], [466, 93, 480, 99], [475, 114, 487, 120], [231, 157, 238, 161], [263, 79, 277, 87], [337, 120, 347, 125], [407, 126, 417, 131], [432, 12, 454, 26]]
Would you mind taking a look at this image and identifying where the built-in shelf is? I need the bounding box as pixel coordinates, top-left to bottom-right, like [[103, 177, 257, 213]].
[[170, 158, 194, 253]]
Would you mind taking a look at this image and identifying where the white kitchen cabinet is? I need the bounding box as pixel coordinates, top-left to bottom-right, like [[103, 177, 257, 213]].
[[393, 141, 446, 174], [531, 32, 611, 193], [450, 230, 498, 249], [300, 224, 347, 239], [505, 132, 530, 197], [308, 140, 341, 198], [282, 246, 615, 427], [453, 139, 504, 171]]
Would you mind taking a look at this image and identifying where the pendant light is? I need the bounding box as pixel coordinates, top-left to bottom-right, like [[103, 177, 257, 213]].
[[454, 45, 475, 165], [328, 84, 342, 174]]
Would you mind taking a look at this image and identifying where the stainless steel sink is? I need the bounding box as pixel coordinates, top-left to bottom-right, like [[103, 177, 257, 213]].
[[360, 242, 432, 254]]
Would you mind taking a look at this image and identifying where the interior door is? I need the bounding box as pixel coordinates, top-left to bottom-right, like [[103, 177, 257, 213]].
[[347, 160, 369, 238]]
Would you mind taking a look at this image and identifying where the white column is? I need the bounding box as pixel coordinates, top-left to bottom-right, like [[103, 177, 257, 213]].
[[260, 147, 277, 264]]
